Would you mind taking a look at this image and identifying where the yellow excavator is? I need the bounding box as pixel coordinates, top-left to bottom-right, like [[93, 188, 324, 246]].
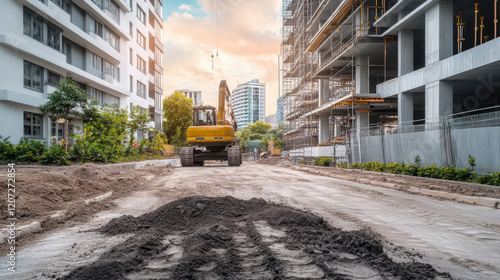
[[180, 80, 242, 167]]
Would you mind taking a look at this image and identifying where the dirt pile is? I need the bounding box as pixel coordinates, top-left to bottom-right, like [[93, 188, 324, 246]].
[[0, 164, 172, 248], [258, 157, 288, 165], [64, 196, 451, 280]]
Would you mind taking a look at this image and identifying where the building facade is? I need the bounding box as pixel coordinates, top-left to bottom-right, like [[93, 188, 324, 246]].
[[265, 114, 276, 127], [177, 89, 202, 106], [0, 0, 164, 144], [232, 79, 266, 131], [276, 96, 284, 124], [282, 0, 500, 171]]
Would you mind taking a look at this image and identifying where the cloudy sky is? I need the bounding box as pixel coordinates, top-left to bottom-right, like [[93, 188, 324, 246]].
[[162, 0, 282, 116]]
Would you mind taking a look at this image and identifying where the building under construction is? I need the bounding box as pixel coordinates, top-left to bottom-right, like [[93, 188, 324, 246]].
[[282, 0, 500, 172]]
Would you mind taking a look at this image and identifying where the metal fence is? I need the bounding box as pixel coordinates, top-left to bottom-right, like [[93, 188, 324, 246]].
[[351, 107, 500, 173]]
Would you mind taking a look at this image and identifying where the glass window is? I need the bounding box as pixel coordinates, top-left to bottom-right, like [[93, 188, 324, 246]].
[[154, 19, 162, 41], [23, 11, 42, 42], [154, 71, 162, 89], [24, 61, 43, 92], [129, 48, 133, 65], [136, 5, 145, 24], [106, 28, 119, 50], [47, 24, 60, 50], [137, 56, 146, 73], [47, 71, 61, 86], [106, 1, 119, 23], [137, 81, 146, 98], [24, 112, 43, 138], [193, 108, 216, 126], [154, 46, 163, 67], [91, 53, 103, 72], [137, 31, 146, 49], [130, 75, 133, 92]]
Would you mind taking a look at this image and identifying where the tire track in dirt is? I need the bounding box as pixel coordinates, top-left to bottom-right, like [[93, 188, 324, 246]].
[[61, 196, 450, 280]]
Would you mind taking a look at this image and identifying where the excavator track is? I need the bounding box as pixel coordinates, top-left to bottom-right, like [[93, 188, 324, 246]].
[[228, 146, 241, 166], [180, 147, 194, 167]]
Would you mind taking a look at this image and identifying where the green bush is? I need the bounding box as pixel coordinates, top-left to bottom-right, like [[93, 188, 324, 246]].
[[39, 144, 69, 165], [339, 160, 500, 186], [314, 157, 332, 167], [0, 136, 46, 162]]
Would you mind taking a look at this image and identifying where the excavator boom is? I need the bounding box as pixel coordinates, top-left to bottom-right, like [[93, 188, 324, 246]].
[[218, 80, 237, 131]]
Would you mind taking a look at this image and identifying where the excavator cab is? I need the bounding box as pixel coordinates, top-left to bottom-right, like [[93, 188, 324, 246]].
[[192, 106, 216, 126]]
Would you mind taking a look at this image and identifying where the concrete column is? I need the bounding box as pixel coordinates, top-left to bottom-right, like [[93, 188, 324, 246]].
[[355, 111, 369, 128], [398, 30, 414, 76], [318, 79, 330, 106], [398, 92, 414, 125], [425, 1, 453, 65], [355, 55, 369, 94], [425, 81, 453, 122], [333, 117, 342, 138], [318, 114, 330, 144]]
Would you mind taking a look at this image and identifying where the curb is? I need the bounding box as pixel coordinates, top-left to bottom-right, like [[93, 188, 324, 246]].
[[289, 165, 500, 209]]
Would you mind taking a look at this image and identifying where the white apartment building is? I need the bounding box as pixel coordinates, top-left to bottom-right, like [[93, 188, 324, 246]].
[[177, 89, 202, 106], [0, 0, 164, 144], [232, 79, 266, 131]]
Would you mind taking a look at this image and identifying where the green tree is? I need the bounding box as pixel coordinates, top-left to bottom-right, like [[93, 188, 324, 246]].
[[38, 78, 90, 151], [248, 121, 272, 135], [163, 91, 193, 146]]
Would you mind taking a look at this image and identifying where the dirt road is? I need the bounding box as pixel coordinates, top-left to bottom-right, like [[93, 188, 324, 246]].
[[2, 162, 499, 279]]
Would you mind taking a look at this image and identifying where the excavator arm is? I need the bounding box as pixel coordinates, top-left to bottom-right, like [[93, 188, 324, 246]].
[[217, 80, 237, 131]]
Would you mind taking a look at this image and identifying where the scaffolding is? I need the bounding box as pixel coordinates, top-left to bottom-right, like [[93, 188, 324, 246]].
[[282, 0, 396, 153]]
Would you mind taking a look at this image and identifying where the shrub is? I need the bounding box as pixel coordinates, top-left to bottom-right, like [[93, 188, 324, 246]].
[[314, 157, 332, 167], [39, 144, 69, 165], [15, 137, 46, 162], [402, 164, 419, 176]]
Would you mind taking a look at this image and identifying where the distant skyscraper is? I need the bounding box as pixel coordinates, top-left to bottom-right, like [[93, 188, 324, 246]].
[[232, 79, 266, 131], [265, 114, 276, 126], [177, 89, 202, 106], [276, 96, 284, 124]]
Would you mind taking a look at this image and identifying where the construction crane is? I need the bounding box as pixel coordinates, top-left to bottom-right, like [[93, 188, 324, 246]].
[[180, 80, 241, 167]]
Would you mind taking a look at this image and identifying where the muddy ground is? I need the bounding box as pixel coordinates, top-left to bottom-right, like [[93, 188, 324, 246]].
[[63, 196, 449, 280], [1, 161, 499, 279], [0, 163, 172, 250]]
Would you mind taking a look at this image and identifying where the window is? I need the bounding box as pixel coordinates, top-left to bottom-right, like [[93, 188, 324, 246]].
[[137, 56, 146, 73], [50, 120, 65, 141], [137, 31, 146, 49], [88, 16, 103, 37], [23, 10, 42, 42], [47, 24, 61, 50], [88, 87, 119, 106], [105, 28, 119, 51], [154, 19, 162, 41], [91, 53, 103, 72], [129, 22, 133, 37], [24, 112, 43, 138], [137, 81, 146, 98], [104, 61, 119, 81], [50, 0, 71, 14], [129, 48, 133, 64], [154, 71, 162, 89], [47, 71, 61, 86], [154, 0, 162, 18], [155, 93, 162, 110], [130, 75, 133, 92], [136, 5, 145, 24], [154, 46, 163, 67], [64, 43, 72, 64], [24, 61, 43, 92], [106, 1, 119, 23]]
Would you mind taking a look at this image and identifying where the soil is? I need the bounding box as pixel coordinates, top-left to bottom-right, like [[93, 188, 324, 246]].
[[0, 163, 172, 250], [63, 196, 451, 280], [259, 159, 500, 199]]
